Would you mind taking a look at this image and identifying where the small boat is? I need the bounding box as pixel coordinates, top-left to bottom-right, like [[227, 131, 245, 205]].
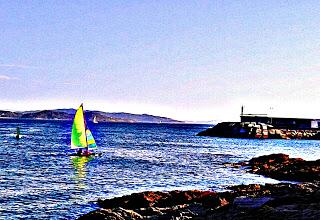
[[93, 115, 98, 124], [71, 104, 97, 156], [16, 127, 20, 139]]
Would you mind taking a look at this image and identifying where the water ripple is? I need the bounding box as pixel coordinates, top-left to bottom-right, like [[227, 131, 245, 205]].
[[0, 120, 320, 219]]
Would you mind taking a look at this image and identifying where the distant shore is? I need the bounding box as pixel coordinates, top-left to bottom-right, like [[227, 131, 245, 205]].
[[0, 117, 185, 123], [0, 117, 72, 121], [0, 109, 184, 124], [78, 154, 320, 219]]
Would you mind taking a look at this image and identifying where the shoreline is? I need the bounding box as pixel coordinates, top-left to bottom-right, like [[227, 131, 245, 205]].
[[78, 154, 320, 219]]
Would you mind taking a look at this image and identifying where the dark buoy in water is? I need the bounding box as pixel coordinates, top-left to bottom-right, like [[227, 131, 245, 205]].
[[16, 127, 20, 139]]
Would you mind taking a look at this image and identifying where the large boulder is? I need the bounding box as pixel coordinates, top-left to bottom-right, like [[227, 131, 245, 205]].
[[98, 190, 222, 209], [78, 207, 143, 220], [247, 154, 320, 182]]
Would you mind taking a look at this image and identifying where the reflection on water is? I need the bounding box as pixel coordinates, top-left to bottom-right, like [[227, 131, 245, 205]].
[[71, 156, 93, 189]]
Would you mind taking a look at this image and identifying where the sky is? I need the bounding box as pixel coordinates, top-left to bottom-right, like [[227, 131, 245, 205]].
[[1, 0, 320, 121]]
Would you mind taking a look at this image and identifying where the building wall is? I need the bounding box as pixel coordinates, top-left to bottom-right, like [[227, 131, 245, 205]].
[[240, 115, 320, 130]]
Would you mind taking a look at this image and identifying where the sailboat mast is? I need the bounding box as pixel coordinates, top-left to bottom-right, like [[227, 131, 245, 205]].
[[81, 104, 89, 151]]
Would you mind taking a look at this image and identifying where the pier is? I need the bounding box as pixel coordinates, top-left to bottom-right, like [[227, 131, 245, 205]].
[[198, 113, 320, 140]]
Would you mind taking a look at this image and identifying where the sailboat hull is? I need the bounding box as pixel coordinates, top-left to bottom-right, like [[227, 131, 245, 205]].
[[69, 152, 102, 157]]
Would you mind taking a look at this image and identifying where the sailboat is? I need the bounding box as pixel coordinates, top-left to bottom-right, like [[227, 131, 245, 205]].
[[71, 104, 97, 156], [93, 115, 98, 124]]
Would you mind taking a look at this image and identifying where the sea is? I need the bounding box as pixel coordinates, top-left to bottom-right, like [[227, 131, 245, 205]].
[[1, 119, 320, 219]]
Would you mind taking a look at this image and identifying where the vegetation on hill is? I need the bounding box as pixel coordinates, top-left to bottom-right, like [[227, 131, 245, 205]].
[[0, 109, 182, 123]]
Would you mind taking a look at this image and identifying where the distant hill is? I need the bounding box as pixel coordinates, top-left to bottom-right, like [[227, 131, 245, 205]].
[[90, 111, 180, 123], [0, 110, 22, 118], [0, 109, 183, 123], [20, 110, 73, 120]]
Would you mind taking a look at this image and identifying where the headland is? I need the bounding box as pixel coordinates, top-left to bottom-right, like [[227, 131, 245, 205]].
[[0, 109, 182, 124]]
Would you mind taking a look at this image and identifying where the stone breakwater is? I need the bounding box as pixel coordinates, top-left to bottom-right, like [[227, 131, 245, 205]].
[[197, 122, 320, 139], [78, 154, 320, 220]]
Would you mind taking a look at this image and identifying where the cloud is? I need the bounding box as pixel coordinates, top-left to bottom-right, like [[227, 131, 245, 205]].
[[0, 64, 39, 69], [0, 75, 18, 80]]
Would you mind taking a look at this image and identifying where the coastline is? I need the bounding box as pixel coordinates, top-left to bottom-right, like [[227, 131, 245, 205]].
[[78, 154, 320, 219], [0, 109, 184, 124], [0, 117, 187, 124]]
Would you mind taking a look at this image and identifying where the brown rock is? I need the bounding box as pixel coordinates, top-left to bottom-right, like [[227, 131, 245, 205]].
[[244, 154, 320, 182], [249, 154, 290, 165], [78, 208, 143, 220]]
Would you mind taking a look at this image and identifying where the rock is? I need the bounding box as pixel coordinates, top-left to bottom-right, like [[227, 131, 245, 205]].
[[242, 154, 320, 182], [233, 196, 274, 209], [113, 208, 143, 219], [98, 190, 223, 211], [137, 207, 163, 216], [98, 191, 169, 209], [249, 153, 289, 165], [78, 208, 143, 220], [185, 203, 207, 217], [79, 182, 320, 220]]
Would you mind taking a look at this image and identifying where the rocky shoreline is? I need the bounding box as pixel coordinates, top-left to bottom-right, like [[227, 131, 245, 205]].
[[78, 154, 320, 220], [226, 153, 320, 182]]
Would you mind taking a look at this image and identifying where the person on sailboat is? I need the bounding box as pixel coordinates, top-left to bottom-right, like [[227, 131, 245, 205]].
[[76, 149, 83, 156], [75, 148, 92, 156], [82, 150, 92, 156]]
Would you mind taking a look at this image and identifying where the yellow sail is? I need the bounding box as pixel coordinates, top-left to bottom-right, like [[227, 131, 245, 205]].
[[71, 105, 87, 149]]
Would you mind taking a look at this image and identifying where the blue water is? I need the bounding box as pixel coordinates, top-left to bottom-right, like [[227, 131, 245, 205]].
[[1, 119, 320, 219]]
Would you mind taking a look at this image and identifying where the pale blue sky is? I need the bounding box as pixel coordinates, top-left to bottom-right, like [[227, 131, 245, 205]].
[[1, 1, 320, 121]]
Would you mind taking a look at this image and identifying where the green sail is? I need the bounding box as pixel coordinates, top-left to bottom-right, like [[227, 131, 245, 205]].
[[86, 129, 97, 149], [71, 105, 87, 149]]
